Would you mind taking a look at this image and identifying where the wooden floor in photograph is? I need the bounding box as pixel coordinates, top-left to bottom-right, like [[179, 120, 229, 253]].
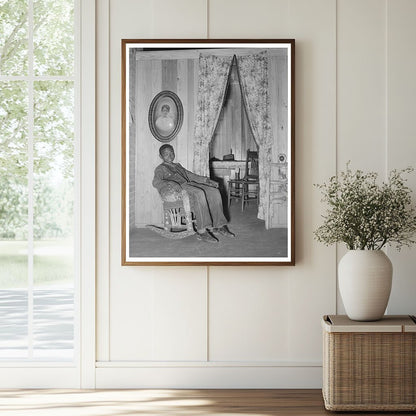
[[0, 389, 414, 415], [130, 203, 288, 258]]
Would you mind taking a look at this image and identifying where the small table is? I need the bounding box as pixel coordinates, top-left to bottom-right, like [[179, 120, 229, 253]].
[[322, 315, 416, 411]]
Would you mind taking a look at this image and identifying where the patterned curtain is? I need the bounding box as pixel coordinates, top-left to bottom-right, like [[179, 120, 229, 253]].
[[236, 51, 273, 223], [193, 54, 234, 176]]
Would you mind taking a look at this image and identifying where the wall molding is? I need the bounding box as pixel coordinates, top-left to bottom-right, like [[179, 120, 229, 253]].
[[96, 360, 321, 368], [96, 365, 322, 388]]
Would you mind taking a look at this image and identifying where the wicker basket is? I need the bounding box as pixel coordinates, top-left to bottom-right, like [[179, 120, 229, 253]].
[[322, 315, 416, 411]]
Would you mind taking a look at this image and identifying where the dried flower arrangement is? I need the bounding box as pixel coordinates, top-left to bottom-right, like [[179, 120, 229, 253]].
[[314, 164, 416, 250]]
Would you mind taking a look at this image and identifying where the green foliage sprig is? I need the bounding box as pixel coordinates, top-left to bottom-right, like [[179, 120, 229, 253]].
[[314, 164, 416, 250]]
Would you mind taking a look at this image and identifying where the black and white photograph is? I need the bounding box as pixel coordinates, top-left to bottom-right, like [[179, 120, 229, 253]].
[[148, 90, 184, 142], [122, 40, 295, 265]]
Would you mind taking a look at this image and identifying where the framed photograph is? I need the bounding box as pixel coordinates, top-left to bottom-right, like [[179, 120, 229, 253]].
[[122, 39, 295, 265], [148, 90, 184, 142]]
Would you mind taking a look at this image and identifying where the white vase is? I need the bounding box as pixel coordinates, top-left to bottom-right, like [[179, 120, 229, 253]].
[[338, 250, 392, 321]]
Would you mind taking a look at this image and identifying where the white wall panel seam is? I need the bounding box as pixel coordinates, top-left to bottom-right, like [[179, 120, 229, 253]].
[[385, 0, 390, 266], [385, 0, 389, 179], [335, 0, 339, 314], [207, 0, 210, 38], [206, 266, 210, 362]]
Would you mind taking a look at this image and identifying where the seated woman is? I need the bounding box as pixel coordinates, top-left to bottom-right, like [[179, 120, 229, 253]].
[[152, 144, 235, 243]]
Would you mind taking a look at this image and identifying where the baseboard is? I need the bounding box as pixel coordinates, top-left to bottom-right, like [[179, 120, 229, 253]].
[[95, 365, 323, 389]]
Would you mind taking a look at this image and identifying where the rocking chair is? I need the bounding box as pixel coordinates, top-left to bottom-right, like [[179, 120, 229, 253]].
[[146, 189, 196, 239]]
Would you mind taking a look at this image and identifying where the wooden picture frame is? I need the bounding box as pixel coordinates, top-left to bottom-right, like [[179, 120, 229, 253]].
[[122, 39, 295, 265]]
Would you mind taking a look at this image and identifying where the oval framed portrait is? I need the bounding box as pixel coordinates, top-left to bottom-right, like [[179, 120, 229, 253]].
[[148, 91, 183, 142]]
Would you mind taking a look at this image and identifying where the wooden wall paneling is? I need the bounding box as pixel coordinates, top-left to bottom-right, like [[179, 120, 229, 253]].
[[242, 105, 252, 160], [222, 108, 228, 161], [150, 60, 163, 226], [212, 113, 220, 162], [213, 104, 221, 159], [232, 72, 243, 160], [129, 51, 136, 230], [190, 59, 199, 172], [162, 59, 178, 92], [161, 59, 179, 166], [241, 99, 247, 159], [144, 59, 155, 227], [135, 59, 147, 227], [247, 108, 256, 155], [269, 56, 279, 163], [187, 59, 195, 171], [224, 101, 230, 159], [176, 60, 188, 169], [212, 107, 224, 161], [269, 55, 288, 163], [225, 90, 233, 159], [176, 60, 188, 168], [136, 59, 164, 227], [277, 55, 288, 159], [161, 59, 177, 162]]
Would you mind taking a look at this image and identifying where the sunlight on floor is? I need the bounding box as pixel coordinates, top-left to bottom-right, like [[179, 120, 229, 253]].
[[0, 389, 271, 416]]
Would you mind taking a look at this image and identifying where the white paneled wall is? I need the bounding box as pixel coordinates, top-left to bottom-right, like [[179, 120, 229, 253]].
[[110, 267, 207, 361], [96, 0, 416, 388], [209, 268, 290, 362], [336, 0, 388, 312], [337, 0, 387, 172]]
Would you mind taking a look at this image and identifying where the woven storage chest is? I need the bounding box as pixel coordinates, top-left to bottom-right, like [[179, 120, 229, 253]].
[[322, 315, 416, 411]]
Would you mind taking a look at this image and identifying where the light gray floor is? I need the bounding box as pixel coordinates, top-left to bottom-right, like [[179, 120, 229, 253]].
[[130, 203, 288, 258]]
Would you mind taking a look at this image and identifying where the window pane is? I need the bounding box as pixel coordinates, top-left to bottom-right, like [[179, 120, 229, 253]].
[[0, 81, 28, 242], [33, 287, 74, 360], [0, 0, 28, 76], [0, 289, 28, 359], [33, 0, 74, 76], [33, 80, 74, 359], [33, 81, 74, 255], [0, 81, 28, 359]]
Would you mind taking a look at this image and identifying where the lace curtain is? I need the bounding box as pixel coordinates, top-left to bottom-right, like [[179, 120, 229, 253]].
[[236, 51, 272, 222], [193, 54, 233, 176], [192, 51, 272, 224]]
